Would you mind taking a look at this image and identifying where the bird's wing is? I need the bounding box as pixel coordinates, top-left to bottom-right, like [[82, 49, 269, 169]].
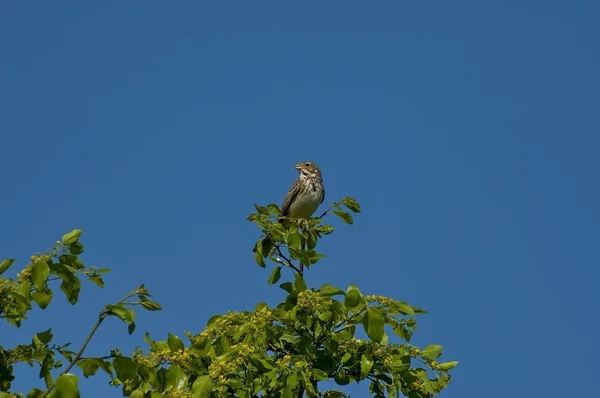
[[280, 179, 301, 217]]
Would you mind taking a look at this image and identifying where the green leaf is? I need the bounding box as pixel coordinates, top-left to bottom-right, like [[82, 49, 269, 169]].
[[139, 300, 162, 311], [437, 361, 458, 370], [267, 203, 281, 215], [254, 242, 266, 268], [0, 258, 14, 276], [168, 333, 185, 352], [360, 353, 374, 379], [287, 226, 302, 250], [105, 304, 134, 324], [25, 390, 46, 398], [389, 356, 410, 373], [32, 290, 53, 309], [214, 335, 230, 357], [113, 356, 138, 382], [314, 225, 334, 235], [166, 365, 188, 389], [363, 308, 385, 343], [192, 375, 213, 398], [390, 301, 415, 316], [341, 197, 361, 213], [344, 290, 362, 310], [270, 222, 286, 242], [421, 345, 443, 360], [55, 373, 80, 398], [128, 321, 136, 335], [294, 274, 307, 292], [392, 325, 411, 342], [192, 336, 210, 356], [35, 329, 53, 345], [69, 242, 84, 255], [88, 274, 104, 288], [60, 278, 81, 305], [332, 209, 353, 224], [304, 249, 325, 266], [320, 284, 345, 297], [268, 266, 282, 285], [76, 358, 102, 377], [62, 229, 83, 245], [254, 204, 270, 215], [32, 260, 50, 291], [279, 282, 294, 293]]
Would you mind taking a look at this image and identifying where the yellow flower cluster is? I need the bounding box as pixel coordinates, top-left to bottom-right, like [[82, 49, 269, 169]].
[[133, 348, 192, 368], [208, 357, 239, 380], [162, 387, 192, 398], [275, 354, 292, 369], [199, 311, 249, 339], [364, 295, 395, 306], [296, 290, 318, 310]]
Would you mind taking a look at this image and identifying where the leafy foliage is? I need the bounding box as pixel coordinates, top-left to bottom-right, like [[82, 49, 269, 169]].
[[0, 196, 457, 397]]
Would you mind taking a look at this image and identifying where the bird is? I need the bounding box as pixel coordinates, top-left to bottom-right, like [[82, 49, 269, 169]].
[[255, 161, 325, 257]]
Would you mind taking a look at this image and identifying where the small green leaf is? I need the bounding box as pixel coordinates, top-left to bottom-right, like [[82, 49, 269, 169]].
[[166, 364, 188, 389], [76, 358, 102, 377], [314, 225, 334, 235], [0, 258, 14, 276], [360, 353, 374, 379], [306, 229, 318, 249], [287, 226, 302, 250], [105, 304, 134, 324], [363, 308, 385, 343], [268, 266, 282, 285], [62, 229, 83, 245], [88, 274, 104, 288], [304, 249, 325, 265], [25, 389, 45, 398], [421, 345, 443, 360], [32, 290, 53, 309], [254, 205, 270, 215], [55, 373, 79, 398], [389, 356, 410, 373], [392, 325, 411, 342], [128, 321, 136, 335], [341, 197, 361, 213], [319, 284, 345, 297], [214, 335, 230, 357], [294, 274, 307, 292], [388, 301, 415, 316], [270, 222, 286, 242], [139, 300, 162, 311], [35, 329, 53, 345], [32, 260, 50, 291], [437, 361, 459, 370], [192, 375, 213, 398], [113, 356, 138, 382], [254, 241, 266, 268], [279, 282, 294, 293], [60, 278, 81, 305], [267, 203, 281, 215], [344, 290, 362, 310], [168, 333, 185, 352], [333, 209, 353, 224]]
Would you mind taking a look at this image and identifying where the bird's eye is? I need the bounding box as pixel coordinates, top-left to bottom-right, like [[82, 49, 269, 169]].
[[305, 162, 310, 167]]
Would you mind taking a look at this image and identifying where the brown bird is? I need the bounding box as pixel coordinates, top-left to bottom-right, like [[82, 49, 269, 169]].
[[255, 161, 325, 257]]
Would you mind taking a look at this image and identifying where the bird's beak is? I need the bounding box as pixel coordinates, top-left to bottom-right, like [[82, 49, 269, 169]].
[[294, 164, 302, 170]]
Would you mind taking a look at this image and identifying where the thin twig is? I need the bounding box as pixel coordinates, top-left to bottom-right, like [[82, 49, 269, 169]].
[[42, 290, 137, 397], [318, 202, 340, 219], [274, 246, 301, 274]]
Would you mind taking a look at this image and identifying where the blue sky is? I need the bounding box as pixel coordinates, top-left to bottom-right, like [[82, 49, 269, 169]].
[[1, 1, 599, 396]]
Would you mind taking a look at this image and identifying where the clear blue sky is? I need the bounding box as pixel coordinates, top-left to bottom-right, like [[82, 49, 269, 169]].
[[1, 1, 599, 397]]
